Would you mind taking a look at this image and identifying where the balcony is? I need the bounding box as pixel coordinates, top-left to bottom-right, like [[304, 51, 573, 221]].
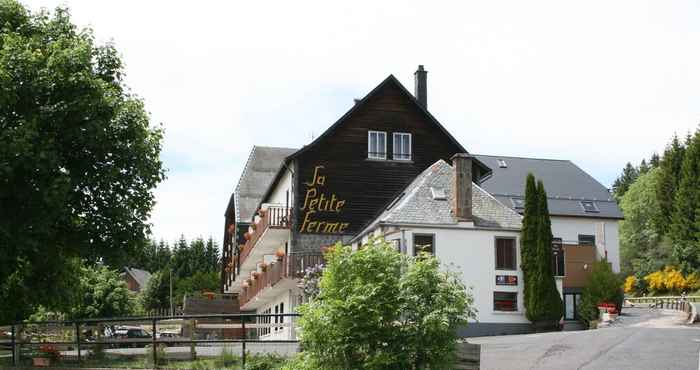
[[239, 254, 323, 311], [236, 206, 291, 285]]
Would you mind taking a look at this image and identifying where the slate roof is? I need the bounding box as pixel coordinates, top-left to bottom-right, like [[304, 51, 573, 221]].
[[473, 154, 623, 219], [355, 160, 522, 239], [123, 267, 152, 289], [234, 146, 297, 223]]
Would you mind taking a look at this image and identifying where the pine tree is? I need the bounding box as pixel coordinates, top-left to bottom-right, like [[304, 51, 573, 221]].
[[638, 159, 649, 175], [520, 174, 539, 305], [649, 152, 661, 168], [670, 129, 700, 272], [612, 162, 639, 200], [525, 181, 564, 324], [656, 134, 687, 236], [204, 237, 220, 272]]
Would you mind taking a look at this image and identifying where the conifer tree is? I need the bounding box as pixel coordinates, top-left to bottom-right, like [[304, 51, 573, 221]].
[[670, 129, 700, 272], [520, 174, 539, 305], [655, 134, 686, 235], [649, 152, 661, 168], [612, 162, 639, 200]]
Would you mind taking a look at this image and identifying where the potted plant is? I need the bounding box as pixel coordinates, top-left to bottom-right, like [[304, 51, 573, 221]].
[[34, 344, 61, 367]]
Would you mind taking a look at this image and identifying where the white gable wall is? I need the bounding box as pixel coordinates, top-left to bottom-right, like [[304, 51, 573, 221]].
[[550, 217, 620, 273]]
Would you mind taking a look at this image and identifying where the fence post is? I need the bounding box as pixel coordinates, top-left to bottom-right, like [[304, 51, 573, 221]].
[[242, 320, 246, 369], [75, 321, 81, 364], [152, 318, 158, 367], [11, 324, 15, 366]]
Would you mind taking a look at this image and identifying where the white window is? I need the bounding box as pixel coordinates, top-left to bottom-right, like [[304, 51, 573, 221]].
[[393, 132, 412, 161], [368, 131, 387, 160]]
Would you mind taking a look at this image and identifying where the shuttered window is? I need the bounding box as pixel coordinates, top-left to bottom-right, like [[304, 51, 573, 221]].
[[495, 238, 516, 270], [494, 292, 518, 312]]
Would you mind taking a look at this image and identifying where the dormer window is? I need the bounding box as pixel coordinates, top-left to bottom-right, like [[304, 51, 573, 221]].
[[498, 159, 508, 168], [368, 131, 387, 160], [580, 200, 599, 213], [393, 132, 412, 161]]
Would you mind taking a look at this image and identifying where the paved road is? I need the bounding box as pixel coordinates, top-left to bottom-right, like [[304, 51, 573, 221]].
[[470, 307, 700, 370]]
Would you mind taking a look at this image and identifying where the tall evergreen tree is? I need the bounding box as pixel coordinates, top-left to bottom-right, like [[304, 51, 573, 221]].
[[525, 181, 564, 323], [655, 134, 686, 235], [520, 174, 539, 305], [638, 159, 650, 175], [670, 129, 700, 272], [612, 162, 639, 200], [649, 152, 661, 168], [204, 237, 221, 272]]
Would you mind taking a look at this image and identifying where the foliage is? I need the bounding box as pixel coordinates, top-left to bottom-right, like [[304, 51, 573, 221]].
[[520, 173, 538, 305], [37, 344, 61, 361], [245, 353, 287, 370], [656, 134, 687, 235], [623, 276, 637, 294], [578, 260, 623, 324], [299, 263, 324, 300], [141, 270, 171, 312], [174, 271, 220, 304], [522, 177, 563, 323], [0, 1, 165, 322], [612, 162, 639, 200], [670, 128, 700, 273], [70, 263, 136, 319], [641, 266, 700, 295], [296, 238, 475, 370]]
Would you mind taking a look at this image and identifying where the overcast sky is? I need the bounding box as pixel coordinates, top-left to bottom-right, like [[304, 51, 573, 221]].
[[24, 0, 700, 245]]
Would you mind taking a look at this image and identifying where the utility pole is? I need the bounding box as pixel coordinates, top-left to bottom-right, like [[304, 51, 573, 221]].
[[170, 269, 174, 316]]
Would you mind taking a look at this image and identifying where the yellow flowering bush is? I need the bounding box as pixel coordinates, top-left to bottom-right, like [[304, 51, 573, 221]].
[[642, 266, 697, 294], [623, 276, 637, 294], [664, 267, 688, 292], [644, 270, 667, 293]]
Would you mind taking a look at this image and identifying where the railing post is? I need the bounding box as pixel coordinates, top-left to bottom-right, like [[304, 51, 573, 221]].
[[242, 320, 246, 369], [11, 324, 15, 366], [75, 321, 81, 364], [152, 318, 158, 367]]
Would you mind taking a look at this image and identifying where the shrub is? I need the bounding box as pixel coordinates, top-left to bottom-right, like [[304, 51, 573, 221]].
[[643, 266, 694, 294], [295, 238, 476, 370], [623, 276, 637, 294], [578, 260, 624, 324]]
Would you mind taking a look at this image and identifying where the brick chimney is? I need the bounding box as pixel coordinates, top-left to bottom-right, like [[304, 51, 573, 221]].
[[452, 153, 473, 221], [414, 65, 427, 109]]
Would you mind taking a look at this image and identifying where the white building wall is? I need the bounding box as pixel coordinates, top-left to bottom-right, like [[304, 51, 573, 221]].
[[390, 227, 528, 325], [256, 289, 297, 340], [550, 217, 620, 273], [265, 169, 292, 207]]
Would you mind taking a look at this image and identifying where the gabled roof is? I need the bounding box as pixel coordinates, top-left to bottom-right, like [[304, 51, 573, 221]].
[[234, 146, 297, 223], [354, 160, 522, 240], [123, 267, 152, 289], [474, 154, 623, 219], [284, 74, 491, 178]]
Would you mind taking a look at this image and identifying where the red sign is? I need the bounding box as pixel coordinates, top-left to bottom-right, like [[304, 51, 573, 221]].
[[496, 275, 518, 286]]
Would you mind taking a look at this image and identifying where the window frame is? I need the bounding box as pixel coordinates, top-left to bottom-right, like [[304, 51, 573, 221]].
[[578, 234, 595, 246], [493, 291, 518, 312], [510, 197, 525, 210], [368, 130, 387, 160], [413, 233, 435, 256], [580, 200, 599, 213], [392, 132, 412, 161], [552, 237, 565, 277], [495, 237, 517, 271]]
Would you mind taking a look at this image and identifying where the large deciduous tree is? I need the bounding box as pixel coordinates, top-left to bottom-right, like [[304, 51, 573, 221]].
[[0, 1, 165, 322]]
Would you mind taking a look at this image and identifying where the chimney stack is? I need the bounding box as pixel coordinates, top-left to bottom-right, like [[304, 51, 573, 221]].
[[414, 65, 427, 109], [452, 153, 473, 222]]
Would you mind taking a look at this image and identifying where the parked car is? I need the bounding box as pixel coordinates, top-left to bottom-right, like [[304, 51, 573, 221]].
[[111, 326, 152, 348]]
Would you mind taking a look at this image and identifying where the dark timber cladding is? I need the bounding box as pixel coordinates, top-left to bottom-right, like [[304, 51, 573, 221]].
[[292, 75, 486, 236]]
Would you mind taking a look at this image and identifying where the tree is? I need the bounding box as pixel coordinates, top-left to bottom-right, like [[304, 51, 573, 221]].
[[71, 264, 136, 319], [649, 152, 661, 168], [204, 237, 221, 272], [296, 239, 475, 370], [638, 159, 650, 175], [525, 181, 564, 324], [0, 1, 165, 322], [612, 162, 639, 200], [578, 260, 623, 325], [171, 236, 192, 279], [655, 134, 686, 235], [141, 270, 171, 312], [670, 128, 700, 273], [520, 173, 539, 305], [619, 168, 670, 277], [174, 271, 219, 305]]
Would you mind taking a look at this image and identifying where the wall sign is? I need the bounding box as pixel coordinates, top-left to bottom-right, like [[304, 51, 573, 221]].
[[300, 165, 350, 234], [496, 275, 518, 286]]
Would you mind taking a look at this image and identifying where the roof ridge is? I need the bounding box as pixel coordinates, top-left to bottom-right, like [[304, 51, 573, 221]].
[[252, 145, 298, 151], [474, 153, 570, 162]]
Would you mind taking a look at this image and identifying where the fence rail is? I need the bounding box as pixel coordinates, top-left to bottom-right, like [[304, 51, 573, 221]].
[[1, 312, 301, 369], [626, 296, 698, 323]]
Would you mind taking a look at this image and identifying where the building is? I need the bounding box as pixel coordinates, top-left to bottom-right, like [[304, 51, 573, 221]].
[[121, 267, 152, 293], [222, 66, 622, 337]]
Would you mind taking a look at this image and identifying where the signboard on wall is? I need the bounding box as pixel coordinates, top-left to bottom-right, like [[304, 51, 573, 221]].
[[300, 165, 350, 234], [496, 275, 518, 286]]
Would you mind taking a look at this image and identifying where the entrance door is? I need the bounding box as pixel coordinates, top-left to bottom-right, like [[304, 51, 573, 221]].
[[564, 293, 582, 320]]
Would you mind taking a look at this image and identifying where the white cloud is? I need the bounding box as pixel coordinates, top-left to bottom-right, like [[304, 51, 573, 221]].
[[23, 0, 700, 244]]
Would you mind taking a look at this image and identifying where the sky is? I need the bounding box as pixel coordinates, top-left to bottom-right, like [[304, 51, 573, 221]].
[[23, 0, 700, 245]]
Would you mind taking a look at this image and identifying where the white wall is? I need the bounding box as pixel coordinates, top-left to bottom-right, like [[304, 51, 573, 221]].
[[391, 227, 528, 325], [265, 169, 292, 207], [256, 289, 296, 340], [550, 217, 620, 273]]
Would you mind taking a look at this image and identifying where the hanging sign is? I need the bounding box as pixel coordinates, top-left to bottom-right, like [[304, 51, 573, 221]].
[[496, 275, 518, 286]]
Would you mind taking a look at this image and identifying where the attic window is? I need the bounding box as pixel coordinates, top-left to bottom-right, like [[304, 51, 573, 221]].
[[430, 187, 446, 200], [580, 200, 599, 213], [510, 197, 525, 209], [498, 159, 508, 168]]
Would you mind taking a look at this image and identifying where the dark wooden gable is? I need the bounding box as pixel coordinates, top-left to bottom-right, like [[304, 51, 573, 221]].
[[292, 75, 475, 236]]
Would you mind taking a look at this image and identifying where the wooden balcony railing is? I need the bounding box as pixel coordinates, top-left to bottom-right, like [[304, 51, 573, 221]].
[[239, 254, 324, 308], [238, 206, 291, 267]]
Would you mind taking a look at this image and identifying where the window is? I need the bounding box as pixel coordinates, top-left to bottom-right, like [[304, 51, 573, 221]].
[[390, 239, 401, 252], [430, 187, 446, 200], [497, 159, 508, 168], [495, 238, 516, 270], [393, 132, 412, 160], [368, 131, 387, 160], [510, 197, 525, 209], [578, 234, 595, 246], [580, 200, 599, 213], [413, 234, 434, 256], [494, 292, 517, 312], [552, 238, 565, 277]]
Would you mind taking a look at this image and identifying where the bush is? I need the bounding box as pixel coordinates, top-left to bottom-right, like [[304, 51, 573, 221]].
[[246, 353, 287, 370], [623, 276, 637, 294], [296, 238, 476, 370], [579, 260, 624, 324], [642, 266, 698, 295]]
